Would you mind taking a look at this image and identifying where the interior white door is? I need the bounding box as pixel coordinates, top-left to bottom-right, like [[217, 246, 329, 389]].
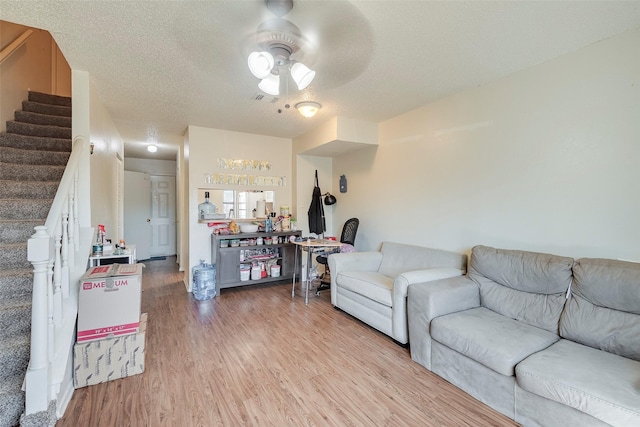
[[150, 175, 176, 257], [124, 171, 152, 261]]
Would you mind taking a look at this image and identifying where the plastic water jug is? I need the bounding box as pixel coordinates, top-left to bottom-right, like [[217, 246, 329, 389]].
[[192, 260, 216, 301]]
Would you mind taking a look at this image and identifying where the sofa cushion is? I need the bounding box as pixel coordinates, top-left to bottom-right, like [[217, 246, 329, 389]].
[[468, 245, 573, 333], [378, 242, 466, 279], [335, 271, 393, 306], [431, 307, 559, 376], [516, 339, 640, 427], [561, 257, 640, 361]]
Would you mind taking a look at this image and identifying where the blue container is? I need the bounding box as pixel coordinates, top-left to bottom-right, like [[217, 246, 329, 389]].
[[192, 261, 216, 301]]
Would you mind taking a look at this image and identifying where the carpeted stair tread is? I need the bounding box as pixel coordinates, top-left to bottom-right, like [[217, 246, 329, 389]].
[[0, 220, 43, 244], [0, 269, 32, 303], [0, 180, 59, 199], [0, 162, 64, 182], [0, 199, 50, 220], [0, 302, 31, 340], [0, 384, 25, 427], [28, 91, 71, 107], [0, 268, 32, 281], [0, 335, 30, 383], [0, 145, 70, 166], [14, 110, 71, 128], [0, 370, 27, 395], [6, 121, 72, 140], [22, 100, 71, 118], [0, 133, 71, 153], [0, 243, 30, 270]]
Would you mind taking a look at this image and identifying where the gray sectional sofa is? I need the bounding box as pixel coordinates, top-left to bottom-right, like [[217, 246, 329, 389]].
[[407, 245, 640, 427]]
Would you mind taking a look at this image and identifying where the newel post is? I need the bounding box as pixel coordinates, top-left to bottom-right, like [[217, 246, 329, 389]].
[[26, 226, 54, 413]]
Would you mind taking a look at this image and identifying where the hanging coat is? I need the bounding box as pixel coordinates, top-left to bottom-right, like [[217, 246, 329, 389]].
[[308, 170, 326, 235]]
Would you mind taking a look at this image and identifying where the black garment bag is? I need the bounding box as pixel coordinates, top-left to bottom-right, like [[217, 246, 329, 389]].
[[307, 170, 326, 235]]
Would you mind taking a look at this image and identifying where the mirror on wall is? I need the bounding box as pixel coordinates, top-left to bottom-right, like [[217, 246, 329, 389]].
[[197, 189, 274, 219]]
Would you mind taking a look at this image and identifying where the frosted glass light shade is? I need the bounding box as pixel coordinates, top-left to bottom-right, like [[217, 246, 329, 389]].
[[248, 51, 275, 79], [258, 73, 280, 96], [295, 101, 321, 118], [290, 62, 315, 90]]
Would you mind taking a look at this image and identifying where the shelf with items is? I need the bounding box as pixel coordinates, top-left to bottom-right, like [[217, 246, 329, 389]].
[[211, 230, 301, 295], [198, 218, 266, 224]]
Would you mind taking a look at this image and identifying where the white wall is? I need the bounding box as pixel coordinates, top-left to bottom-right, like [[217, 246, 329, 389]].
[[89, 80, 125, 243], [185, 125, 292, 289], [291, 116, 377, 240], [178, 136, 188, 272], [333, 27, 640, 261], [124, 157, 176, 175]]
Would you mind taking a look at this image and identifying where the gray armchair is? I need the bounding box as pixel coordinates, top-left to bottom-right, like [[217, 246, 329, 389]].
[[328, 242, 467, 345]]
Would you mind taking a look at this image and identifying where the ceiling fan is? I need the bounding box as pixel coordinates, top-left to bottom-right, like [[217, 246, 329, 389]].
[[247, 0, 315, 97], [173, 0, 373, 104]]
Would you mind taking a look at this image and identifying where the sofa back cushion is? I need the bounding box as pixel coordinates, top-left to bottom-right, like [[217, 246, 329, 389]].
[[468, 245, 574, 333], [378, 242, 466, 278], [560, 258, 640, 361]]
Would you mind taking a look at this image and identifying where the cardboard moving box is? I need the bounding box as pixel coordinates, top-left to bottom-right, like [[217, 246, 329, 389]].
[[78, 263, 143, 342], [74, 313, 147, 388]]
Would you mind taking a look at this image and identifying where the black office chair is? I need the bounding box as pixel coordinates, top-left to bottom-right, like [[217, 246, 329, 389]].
[[316, 218, 359, 294]]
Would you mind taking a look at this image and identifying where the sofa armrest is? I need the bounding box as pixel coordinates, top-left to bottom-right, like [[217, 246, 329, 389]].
[[394, 268, 466, 299], [407, 276, 480, 370], [391, 268, 465, 344], [329, 251, 383, 306]]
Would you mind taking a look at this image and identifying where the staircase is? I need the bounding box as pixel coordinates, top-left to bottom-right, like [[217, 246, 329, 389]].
[[0, 91, 72, 427]]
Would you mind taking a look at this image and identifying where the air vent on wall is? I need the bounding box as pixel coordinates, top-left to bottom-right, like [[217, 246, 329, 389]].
[[251, 93, 280, 103]]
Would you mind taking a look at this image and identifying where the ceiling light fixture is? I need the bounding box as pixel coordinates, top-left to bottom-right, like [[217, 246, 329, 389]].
[[147, 144, 158, 153], [247, 1, 315, 96], [258, 72, 280, 96], [295, 101, 321, 118]]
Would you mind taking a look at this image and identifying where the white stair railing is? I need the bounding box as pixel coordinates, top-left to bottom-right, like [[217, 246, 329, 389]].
[[25, 136, 89, 415]]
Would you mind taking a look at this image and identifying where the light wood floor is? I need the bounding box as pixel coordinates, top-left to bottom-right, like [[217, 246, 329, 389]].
[[59, 257, 518, 426]]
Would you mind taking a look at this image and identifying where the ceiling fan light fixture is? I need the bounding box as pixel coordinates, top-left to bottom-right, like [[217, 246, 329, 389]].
[[295, 101, 321, 118], [147, 144, 158, 153], [290, 62, 315, 90], [248, 51, 275, 79], [258, 73, 280, 96]]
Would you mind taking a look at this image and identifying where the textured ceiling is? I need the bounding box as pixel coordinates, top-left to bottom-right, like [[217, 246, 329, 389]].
[[2, 1, 640, 161]]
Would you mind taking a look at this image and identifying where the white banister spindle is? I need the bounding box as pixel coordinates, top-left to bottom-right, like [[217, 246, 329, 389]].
[[67, 187, 76, 272], [47, 258, 55, 362], [61, 201, 70, 297], [73, 171, 80, 251], [53, 218, 63, 325]]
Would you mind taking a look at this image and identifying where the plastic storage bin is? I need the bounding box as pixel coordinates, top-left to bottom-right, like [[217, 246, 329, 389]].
[[192, 260, 216, 300]]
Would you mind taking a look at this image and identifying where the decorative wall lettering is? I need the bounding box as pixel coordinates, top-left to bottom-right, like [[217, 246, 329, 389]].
[[217, 158, 272, 171], [204, 173, 286, 187], [205, 158, 283, 186]]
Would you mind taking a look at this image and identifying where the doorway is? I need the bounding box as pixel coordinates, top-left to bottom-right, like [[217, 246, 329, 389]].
[[150, 175, 176, 257], [124, 172, 177, 260]]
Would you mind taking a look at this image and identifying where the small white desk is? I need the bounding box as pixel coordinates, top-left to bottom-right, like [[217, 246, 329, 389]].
[[292, 239, 342, 304], [88, 245, 136, 267]]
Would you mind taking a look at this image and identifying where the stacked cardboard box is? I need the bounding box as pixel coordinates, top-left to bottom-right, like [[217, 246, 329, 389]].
[[78, 263, 143, 342], [74, 313, 147, 388], [75, 263, 146, 388]]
